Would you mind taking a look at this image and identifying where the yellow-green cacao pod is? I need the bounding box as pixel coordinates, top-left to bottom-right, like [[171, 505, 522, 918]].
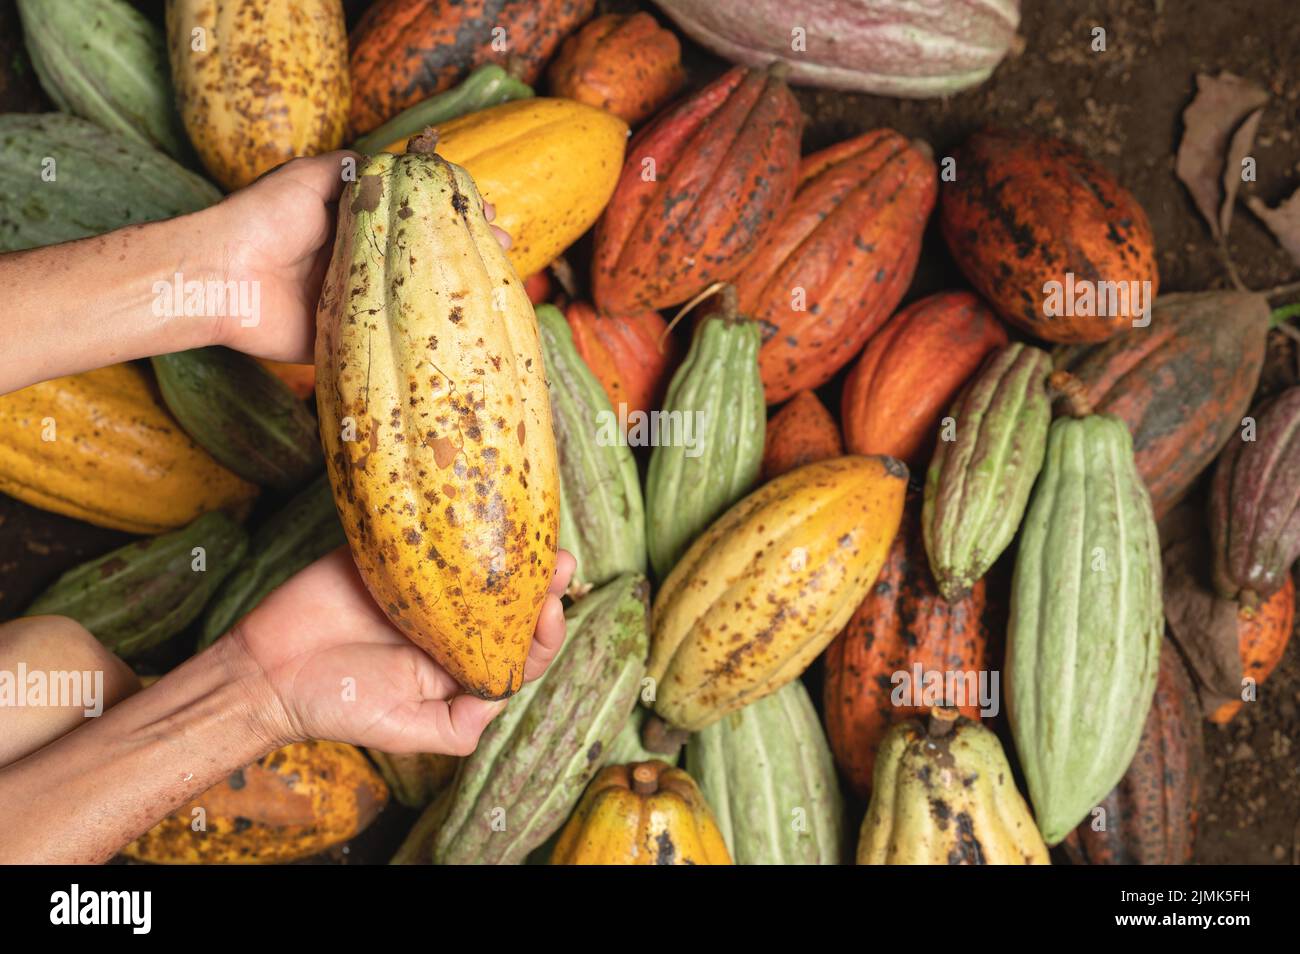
[[1007, 411, 1162, 845]]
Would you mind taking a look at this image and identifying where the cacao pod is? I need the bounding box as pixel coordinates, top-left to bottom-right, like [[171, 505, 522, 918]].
[[165, 0, 350, 190], [1208, 386, 1300, 607], [857, 707, 1049, 865], [823, 504, 989, 798], [842, 291, 1008, 466], [1008, 408, 1162, 846], [761, 389, 843, 482], [550, 760, 732, 865], [1053, 291, 1269, 519], [564, 301, 680, 429], [940, 127, 1158, 343], [366, 751, 459, 810], [536, 303, 646, 596], [733, 129, 937, 403], [316, 136, 559, 700], [152, 348, 323, 491], [591, 65, 802, 313], [198, 473, 345, 649], [649, 455, 908, 732], [605, 706, 679, 767], [1063, 640, 1204, 865], [16, 0, 192, 160], [652, 0, 1021, 98], [644, 288, 765, 579], [121, 740, 388, 864], [347, 0, 596, 137], [391, 788, 453, 865], [432, 574, 650, 864], [687, 679, 843, 864], [547, 12, 684, 126], [0, 363, 256, 534], [0, 113, 220, 252], [922, 343, 1052, 602], [25, 511, 247, 659], [1211, 578, 1295, 723]]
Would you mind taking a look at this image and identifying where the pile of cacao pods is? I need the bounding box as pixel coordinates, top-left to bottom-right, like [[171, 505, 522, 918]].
[[0, 0, 1294, 866]]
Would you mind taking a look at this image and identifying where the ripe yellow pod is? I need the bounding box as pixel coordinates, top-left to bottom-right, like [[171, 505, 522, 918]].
[[316, 135, 559, 699], [121, 740, 389, 864], [648, 455, 907, 732], [166, 0, 350, 190], [551, 761, 731, 865], [382, 98, 628, 278], [0, 363, 257, 534]]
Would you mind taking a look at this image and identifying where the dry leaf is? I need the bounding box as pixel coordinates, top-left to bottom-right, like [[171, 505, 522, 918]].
[[1175, 72, 1269, 241], [1247, 187, 1300, 266], [1220, 107, 1264, 238]]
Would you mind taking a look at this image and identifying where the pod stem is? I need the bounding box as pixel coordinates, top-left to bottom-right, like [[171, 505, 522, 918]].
[[641, 713, 690, 754], [407, 127, 440, 156], [928, 706, 960, 738], [1238, 588, 1260, 614], [1049, 370, 1094, 418], [660, 280, 727, 348], [766, 61, 792, 82], [631, 763, 660, 796]]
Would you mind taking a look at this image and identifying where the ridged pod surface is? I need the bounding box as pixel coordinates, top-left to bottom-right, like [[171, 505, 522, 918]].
[[1053, 292, 1269, 519], [687, 679, 843, 864], [198, 473, 345, 648], [940, 127, 1157, 342], [857, 709, 1049, 865], [347, 0, 596, 136], [1208, 386, 1300, 607], [25, 511, 247, 658], [842, 291, 1008, 466], [645, 291, 765, 579], [733, 129, 937, 403], [315, 140, 558, 699], [536, 304, 645, 595], [564, 301, 680, 426], [0, 113, 219, 252], [823, 507, 989, 798], [652, 0, 1020, 97], [649, 455, 908, 732], [922, 343, 1052, 602], [761, 389, 843, 482], [17, 0, 192, 159], [152, 347, 323, 490], [547, 12, 685, 126], [591, 65, 802, 313], [1211, 578, 1294, 723], [1007, 413, 1162, 845], [365, 750, 459, 810], [551, 760, 732, 865], [383, 98, 628, 280], [432, 573, 649, 864], [121, 741, 388, 864], [1063, 640, 1204, 865], [166, 0, 350, 190], [0, 363, 256, 534]]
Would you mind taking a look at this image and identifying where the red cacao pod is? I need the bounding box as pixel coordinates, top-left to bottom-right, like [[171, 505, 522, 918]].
[[761, 390, 843, 481], [564, 301, 680, 425]]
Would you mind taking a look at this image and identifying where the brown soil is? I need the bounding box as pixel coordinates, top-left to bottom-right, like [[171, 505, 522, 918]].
[[2, 0, 1296, 865]]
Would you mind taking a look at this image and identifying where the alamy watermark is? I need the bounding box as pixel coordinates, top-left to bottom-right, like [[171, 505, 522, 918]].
[[0, 664, 105, 717], [152, 272, 261, 327], [890, 664, 1000, 718], [596, 404, 706, 457], [1042, 272, 1152, 328]]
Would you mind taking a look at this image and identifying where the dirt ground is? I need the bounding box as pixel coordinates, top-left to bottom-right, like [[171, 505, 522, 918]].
[[1, 0, 1297, 864]]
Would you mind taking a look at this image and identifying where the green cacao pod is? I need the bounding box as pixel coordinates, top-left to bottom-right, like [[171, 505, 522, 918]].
[[432, 573, 650, 864], [923, 342, 1051, 602], [1007, 402, 1162, 846], [198, 472, 344, 648], [152, 347, 323, 490], [857, 707, 1049, 865], [536, 303, 646, 596], [24, 510, 247, 658], [687, 679, 843, 864], [1208, 386, 1300, 607], [644, 286, 764, 579], [16, 0, 192, 160], [0, 113, 219, 252]]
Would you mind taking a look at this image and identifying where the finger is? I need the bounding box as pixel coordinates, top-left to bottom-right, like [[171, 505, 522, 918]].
[[549, 550, 576, 597], [523, 593, 566, 682], [491, 224, 511, 251], [482, 200, 496, 222], [408, 694, 507, 756], [268, 151, 362, 204]]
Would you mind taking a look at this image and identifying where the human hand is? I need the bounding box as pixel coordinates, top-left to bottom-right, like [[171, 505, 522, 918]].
[[226, 547, 574, 756]]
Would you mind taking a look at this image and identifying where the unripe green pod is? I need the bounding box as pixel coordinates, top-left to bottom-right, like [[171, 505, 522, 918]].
[[25, 510, 247, 658], [1007, 402, 1162, 846], [644, 286, 764, 579], [536, 303, 645, 596], [923, 343, 1052, 602]]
